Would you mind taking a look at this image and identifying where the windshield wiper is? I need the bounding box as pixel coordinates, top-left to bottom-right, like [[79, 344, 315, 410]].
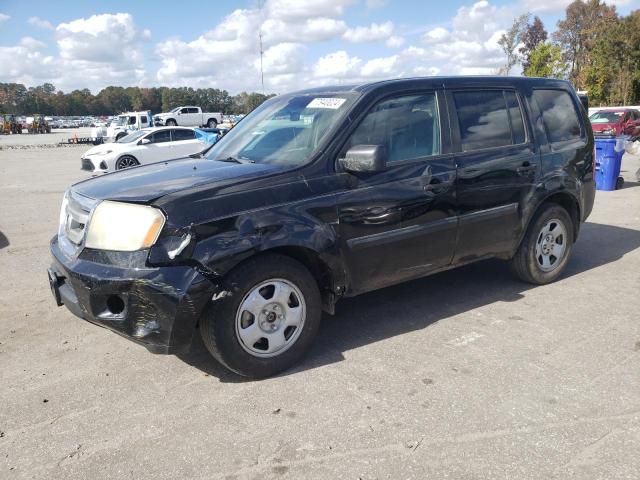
[[217, 156, 255, 164]]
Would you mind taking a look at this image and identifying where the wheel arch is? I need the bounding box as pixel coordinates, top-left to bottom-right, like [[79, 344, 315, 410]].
[[524, 190, 581, 245]]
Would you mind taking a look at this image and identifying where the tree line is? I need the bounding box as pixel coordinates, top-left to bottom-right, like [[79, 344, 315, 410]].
[[0, 83, 276, 116], [498, 1, 639, 106]]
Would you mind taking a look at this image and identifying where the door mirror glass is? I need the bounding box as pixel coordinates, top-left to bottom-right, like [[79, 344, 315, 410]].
[[340, 145, 386, 173], [139, 138, 151, 145]]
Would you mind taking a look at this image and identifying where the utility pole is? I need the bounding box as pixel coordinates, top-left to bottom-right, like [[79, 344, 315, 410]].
[[258, 0, 265, 95]]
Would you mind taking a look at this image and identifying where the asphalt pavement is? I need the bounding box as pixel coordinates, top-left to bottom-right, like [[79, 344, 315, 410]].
[[0, 143, 639, 479]]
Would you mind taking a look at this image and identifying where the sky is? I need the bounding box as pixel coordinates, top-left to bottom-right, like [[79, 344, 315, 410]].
[[0, 0, 637, 95]]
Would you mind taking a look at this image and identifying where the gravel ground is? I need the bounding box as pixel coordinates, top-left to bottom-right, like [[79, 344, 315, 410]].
[[1, 147, 639, 480], [0, 128, 96, 149]]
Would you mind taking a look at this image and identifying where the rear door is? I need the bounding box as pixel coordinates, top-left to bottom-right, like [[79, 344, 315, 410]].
[[142, 129, 174, 164], [448, 87, 537, 262], [171, 128, 201, 157], [336, 90, 457, 294]]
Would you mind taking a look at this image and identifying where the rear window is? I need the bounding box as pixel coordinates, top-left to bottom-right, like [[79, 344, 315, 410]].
[[453, 90, 526, 151], [533, 89, 583, 145], [173, 129, 196, 141]]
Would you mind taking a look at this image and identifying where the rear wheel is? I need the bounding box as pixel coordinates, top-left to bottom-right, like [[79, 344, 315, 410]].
[[200, 254, 321, 378], [115, 155, 139, 170], [509, 203, 574, 285]]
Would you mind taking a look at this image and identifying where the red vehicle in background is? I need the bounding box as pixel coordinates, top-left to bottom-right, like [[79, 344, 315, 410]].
[[589, 108, 640, 137]]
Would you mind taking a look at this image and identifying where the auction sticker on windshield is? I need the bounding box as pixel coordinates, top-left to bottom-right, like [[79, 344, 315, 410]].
[[307, 98, 346, 109]]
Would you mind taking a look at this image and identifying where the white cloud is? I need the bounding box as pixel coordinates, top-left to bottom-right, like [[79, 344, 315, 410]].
[[262, 17, 347, 45], [0, 13, 9, 22], [4, 0, 540, 94], [266, 0, 357, 20], [0, 38, 58, 86], [28, 16, 54, 29], [20, 36, 47, 50], [386, 35, 405, 48], [257, 43, 305, 75], [361, 55, 399, 77], [343, 21, 394, 43], [423, 27, 450, 44], [313, 50, 362, 78]]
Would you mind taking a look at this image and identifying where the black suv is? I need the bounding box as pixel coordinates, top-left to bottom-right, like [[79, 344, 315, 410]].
[[49, 77, 595, 378]]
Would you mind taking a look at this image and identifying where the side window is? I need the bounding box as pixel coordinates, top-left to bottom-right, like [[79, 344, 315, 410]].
[[128, 116, 136, 125], [343, 93, 441, 164], [180, 108, 189, 114], [532, 89, 583, 145], [151, 130, 172, 143], [140, 116, 148, 124], [172, 129, 196, 141], [188, 108, 199, 114], [453, 90, 515, 151]]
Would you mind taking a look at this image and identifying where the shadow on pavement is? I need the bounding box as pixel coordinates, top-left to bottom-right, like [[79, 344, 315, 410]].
[[178, 222, 640, 381], [0, 231, 9, 250]]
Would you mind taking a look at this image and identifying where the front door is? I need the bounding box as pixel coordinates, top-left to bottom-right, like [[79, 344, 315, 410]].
[[336, 91, 457, 295]]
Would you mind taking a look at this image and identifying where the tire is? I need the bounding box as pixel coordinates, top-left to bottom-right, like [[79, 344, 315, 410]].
[[115, 155, 139, 170], [166, 119, 177, 126], [509, 203, 574, 285], [207, 118, 218, 128], [115, 132, 126, 142], [200, 254, 322, 378]]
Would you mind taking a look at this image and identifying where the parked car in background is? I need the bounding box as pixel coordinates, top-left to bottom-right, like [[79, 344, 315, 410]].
[[154, 106, 222, 128], [80, 126, 212, 173], [92, 111, 153, 142], [50, 76, 595, 378], [589, 108, 640, 137]]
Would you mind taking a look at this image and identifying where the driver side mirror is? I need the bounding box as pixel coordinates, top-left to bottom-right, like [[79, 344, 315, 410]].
[[138, 138, 151, 145], [339, 145, 387, 173]]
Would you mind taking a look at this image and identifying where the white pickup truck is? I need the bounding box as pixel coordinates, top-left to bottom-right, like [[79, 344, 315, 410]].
[[154, 106, 222, 128]]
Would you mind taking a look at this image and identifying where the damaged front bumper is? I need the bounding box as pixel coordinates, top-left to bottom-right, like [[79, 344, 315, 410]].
[[48, 235, 216, 354]]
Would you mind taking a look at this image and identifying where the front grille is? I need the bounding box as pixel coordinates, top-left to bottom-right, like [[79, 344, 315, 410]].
[[81, 158, 95, 171], [58, 190, 98, 257]]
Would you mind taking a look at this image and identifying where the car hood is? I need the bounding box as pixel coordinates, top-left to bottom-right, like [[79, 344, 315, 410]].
[[72, 157, 283, 203]]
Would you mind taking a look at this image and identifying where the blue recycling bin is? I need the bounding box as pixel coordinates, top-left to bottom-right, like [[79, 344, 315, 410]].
[[594, 137, 624, 191]]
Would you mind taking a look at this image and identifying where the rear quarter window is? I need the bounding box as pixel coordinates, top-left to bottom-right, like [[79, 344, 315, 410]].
[[532, 89, 584, 147]]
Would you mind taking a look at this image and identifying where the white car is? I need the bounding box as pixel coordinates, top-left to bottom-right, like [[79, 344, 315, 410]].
[[81, 127, 211, 173]]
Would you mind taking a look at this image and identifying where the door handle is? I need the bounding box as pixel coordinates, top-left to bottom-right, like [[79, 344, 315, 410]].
[[516, 161, 536, 175]]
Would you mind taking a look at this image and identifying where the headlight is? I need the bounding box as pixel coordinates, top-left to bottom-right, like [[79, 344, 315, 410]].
[[85, 201, 165, 251]]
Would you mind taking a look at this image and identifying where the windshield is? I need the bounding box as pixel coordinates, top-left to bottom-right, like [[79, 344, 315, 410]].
[[170, 107, 181, 113], [204, 93, 358, 166], [116, 130, 148, 143], [111, 116, 127, 127], [590, 111, 623, 123]]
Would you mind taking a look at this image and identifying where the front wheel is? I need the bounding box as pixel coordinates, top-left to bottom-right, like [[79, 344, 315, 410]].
[[115, 155, 139, 170], [200, 254, 321, 378], [509, 203, 574, 285], [166, 119, 177, 126], [207, 118, 218, 128]]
